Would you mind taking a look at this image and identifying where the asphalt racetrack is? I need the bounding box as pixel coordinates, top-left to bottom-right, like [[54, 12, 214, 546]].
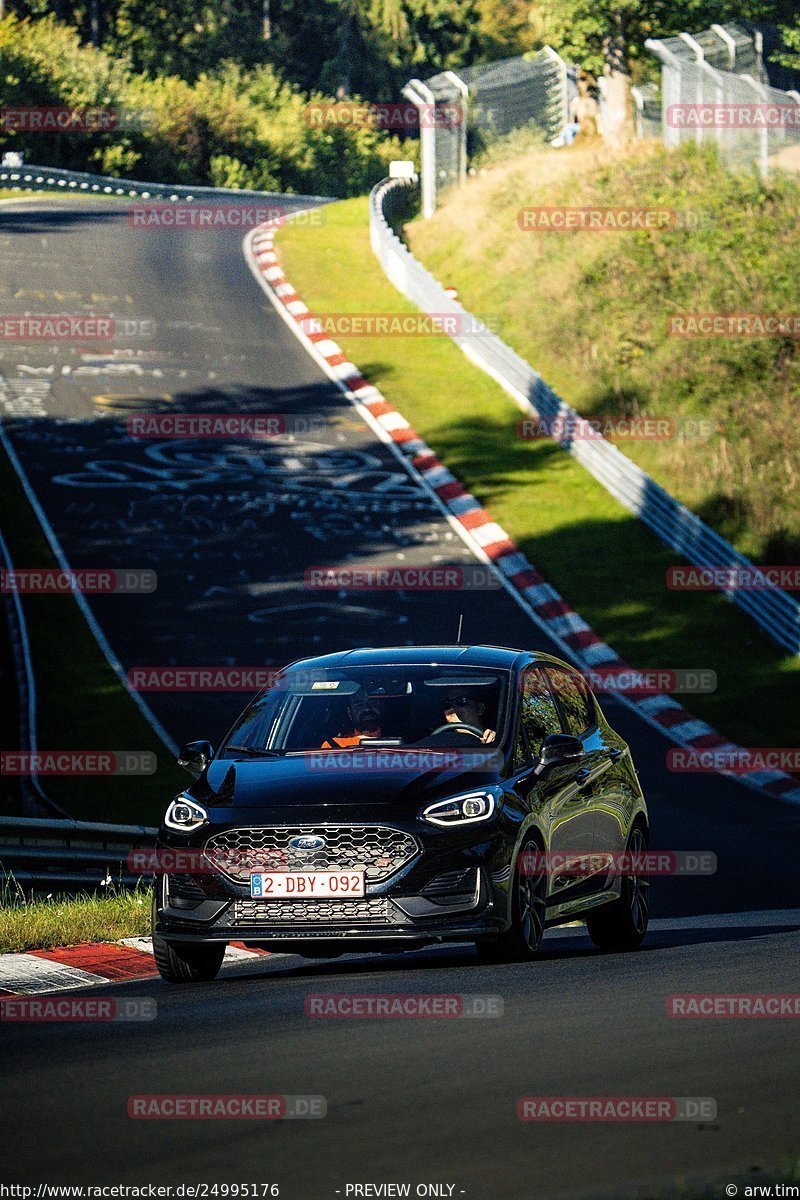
[[1, 200, 798, 1199]]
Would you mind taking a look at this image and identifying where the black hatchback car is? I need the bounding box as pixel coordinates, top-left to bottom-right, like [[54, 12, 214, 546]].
[[152, 645, 650, 981]]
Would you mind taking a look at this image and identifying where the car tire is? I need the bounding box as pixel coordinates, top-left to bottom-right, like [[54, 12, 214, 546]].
[[585, 823, 650, 951], [477, 836, 546, 962], [151, 895, 225, 982]]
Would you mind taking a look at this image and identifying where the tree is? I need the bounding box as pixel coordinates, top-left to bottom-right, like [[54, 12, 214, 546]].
[[774, 18, 800, 69]]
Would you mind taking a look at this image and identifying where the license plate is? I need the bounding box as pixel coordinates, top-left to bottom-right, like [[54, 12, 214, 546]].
[[250, 871, 365, 898]]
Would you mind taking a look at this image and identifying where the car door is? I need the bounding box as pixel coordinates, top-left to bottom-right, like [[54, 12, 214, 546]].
[[545, 665, 625, 898], [510, 666, 596, 908]]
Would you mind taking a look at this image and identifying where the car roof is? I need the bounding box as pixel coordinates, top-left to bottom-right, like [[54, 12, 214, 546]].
[[284, 645, 570, 672]]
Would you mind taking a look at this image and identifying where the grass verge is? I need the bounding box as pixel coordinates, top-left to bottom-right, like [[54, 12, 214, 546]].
[[278, 195, 800, 751], [0, 448, 184, 823], [408, 141, 800, 564], [0, 878, 150, 954]]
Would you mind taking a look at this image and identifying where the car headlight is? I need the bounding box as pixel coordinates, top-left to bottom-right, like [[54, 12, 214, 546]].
[[422, 790, 498, 826], [164, 796, 208, 833]]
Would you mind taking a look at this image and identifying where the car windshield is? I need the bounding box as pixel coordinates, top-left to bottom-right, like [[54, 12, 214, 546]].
[[222, 665, 510, 754]]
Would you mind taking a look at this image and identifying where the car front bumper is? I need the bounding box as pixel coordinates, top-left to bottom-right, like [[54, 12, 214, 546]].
[[153, 861, 507, 950]]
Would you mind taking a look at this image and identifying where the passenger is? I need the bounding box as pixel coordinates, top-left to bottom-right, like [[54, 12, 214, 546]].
[[321, 690, 383, 748]]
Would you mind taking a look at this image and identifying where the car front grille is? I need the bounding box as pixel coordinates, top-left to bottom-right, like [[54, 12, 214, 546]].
[[203, 825, 419, 884], [233, 897, 394, 925]]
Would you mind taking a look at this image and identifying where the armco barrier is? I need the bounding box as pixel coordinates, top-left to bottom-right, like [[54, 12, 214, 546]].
[[0, 162, 333, 206], [369, 175, 800, 658], [248, 217, 800, 805], [0, 530, 67, 819], [0, 815, 157, 893]]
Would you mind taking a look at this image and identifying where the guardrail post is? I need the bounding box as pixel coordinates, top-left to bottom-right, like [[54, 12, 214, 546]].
[[441, 71, 469, 187], [645, 39, 684, 150], [541, 45, 570, 136], [403, 80, 437, 218], [740, 73, 770, 177]]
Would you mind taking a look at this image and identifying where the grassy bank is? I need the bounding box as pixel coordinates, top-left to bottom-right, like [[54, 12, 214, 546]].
[[0, 880, 150, 954], [409, 141, 800, 564], [0, 449, 184, 824], [278, 195, 800, 751]]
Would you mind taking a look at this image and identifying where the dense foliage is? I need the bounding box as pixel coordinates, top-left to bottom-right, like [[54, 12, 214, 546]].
[[1, 2, 798, 188], [0, 13, 410, 194]]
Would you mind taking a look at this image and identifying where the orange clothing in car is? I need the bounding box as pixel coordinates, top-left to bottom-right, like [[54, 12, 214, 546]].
[[321, 731, 381, 749]]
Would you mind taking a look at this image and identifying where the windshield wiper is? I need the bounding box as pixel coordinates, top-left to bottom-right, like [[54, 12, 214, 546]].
[[225, 745, 282, 758]]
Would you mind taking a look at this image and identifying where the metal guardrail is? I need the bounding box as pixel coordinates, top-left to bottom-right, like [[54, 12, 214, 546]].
[[0, 163, 334, 206], [0, 160, 331, 882], [0, 815, 158, 893], [370, 176, 800, 657], [0, 528, 70, 819]]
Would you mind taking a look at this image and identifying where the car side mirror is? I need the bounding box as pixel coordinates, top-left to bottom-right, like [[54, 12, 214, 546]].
[[539, 733, 584, 768], [178, 740, 214, 778]]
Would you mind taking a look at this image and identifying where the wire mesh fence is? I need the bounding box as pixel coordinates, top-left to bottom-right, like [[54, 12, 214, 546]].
[[647, 29, 800, 176], [631, 83, 662, 138], [404, 49, 571, 214], [654, 25, 766, 79]]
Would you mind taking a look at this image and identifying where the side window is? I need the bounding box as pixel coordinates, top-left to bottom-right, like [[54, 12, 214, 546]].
[[546, 668, 594, 737], [514, 668, 561, 769]]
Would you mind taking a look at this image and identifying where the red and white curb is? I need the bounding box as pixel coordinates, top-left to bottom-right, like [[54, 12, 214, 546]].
[[244, 218, 800, 809], [0, 939, 270, 998]]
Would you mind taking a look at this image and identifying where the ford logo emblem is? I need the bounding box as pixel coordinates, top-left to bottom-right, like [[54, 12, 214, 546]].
[[290, 835, 326, 852]]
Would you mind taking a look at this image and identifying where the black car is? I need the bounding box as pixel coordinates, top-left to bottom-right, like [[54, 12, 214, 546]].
[[151, 645, 650, 981]]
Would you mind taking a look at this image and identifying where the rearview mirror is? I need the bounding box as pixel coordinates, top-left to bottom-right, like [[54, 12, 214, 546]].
[[178, 740, 214, 778], [539, 733, 584, 768]]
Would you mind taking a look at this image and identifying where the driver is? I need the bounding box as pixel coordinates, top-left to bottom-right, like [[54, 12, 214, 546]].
[[321, 689, 383, 749], [443, 689, 496, 744]]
